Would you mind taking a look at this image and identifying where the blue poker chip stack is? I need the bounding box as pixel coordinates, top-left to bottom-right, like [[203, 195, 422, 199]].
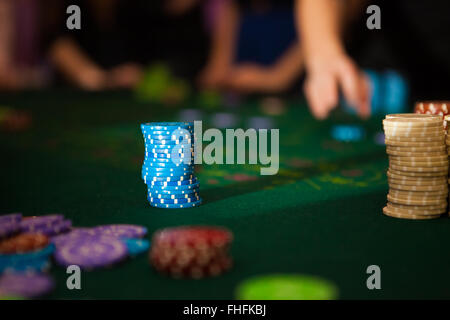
[[140, 122, 202, 209]]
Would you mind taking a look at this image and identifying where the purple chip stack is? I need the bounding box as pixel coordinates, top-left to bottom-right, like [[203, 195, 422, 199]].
[[0, 273, 54, 298], [20, 214, 72, 236], [0, 213, 22, 238], [51, 224, 148, 269]]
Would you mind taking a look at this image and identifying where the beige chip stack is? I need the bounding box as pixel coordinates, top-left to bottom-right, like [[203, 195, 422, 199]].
[[383, 114, 448, 219], [445, 115, 450, 215]]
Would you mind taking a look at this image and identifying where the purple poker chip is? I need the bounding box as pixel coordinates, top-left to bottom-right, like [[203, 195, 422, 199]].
[[0, 221, 20, 238], [0, 273, 54, 298], [0, 213, 22, 225], [94, 224, 147, 239], [54, 237, 128, 269], [51, 228, 110, 247], [22, 219, 72, 236], [20, 214, 64, 231]]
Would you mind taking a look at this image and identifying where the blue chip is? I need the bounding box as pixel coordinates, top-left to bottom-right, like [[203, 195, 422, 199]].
[[143, 133, 192, 140], [147, 186, 200, 196], [148, 191, 199, 200], [331, 125, 365, 142], [0, 244, 55, 273], [142, 165, 194, 173], [145, 152, 194, 159], [148, 181, 200, 191], [148, 178, 198, 186], [383, 70, 408, 114], [122, 238, 150, 256], [148, 195, 200, 204], [149, 198, 202, 209], [143, 174, 195, 183], [141, 122, 194, 130], [142, 171, 194, 180], [142, 161, 188, 168], [145, 146, 193, 153], [145, 139, 193, 146]]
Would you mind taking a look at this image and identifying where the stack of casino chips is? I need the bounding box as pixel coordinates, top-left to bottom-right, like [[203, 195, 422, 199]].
[[140, 122, 202, 208], [382, 114, 449, 219], [150, 226, 233, 278]]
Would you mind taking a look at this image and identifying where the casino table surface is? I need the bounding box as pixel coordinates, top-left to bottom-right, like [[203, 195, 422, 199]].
[[1, 90, 450, 300]]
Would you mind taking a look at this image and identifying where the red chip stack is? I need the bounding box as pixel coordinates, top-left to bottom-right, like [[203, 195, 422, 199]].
[[150, 226, 233, 279], [415, 101, 450, 128]]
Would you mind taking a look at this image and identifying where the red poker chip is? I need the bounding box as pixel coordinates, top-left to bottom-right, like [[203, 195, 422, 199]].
[[152, 254, 233, 279], [415, 101, 450, 116], [0, 233, 49, 254], [152, 226, 233, 249]]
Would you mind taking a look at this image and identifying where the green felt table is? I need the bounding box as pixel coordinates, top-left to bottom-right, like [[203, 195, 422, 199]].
[[1, 90, 450, 299]]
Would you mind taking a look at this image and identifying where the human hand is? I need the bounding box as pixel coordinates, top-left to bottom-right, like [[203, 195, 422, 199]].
[[108, 63, 143, 89], [304, 54, 370, 119], [224, 63, 289, 93]]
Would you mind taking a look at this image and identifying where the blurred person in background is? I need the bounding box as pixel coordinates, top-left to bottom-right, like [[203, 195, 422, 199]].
[[0, 0, 47, 91], [46, 0, 208, 90], [199, 0, 303, 94], [297, 0, 450, 119]]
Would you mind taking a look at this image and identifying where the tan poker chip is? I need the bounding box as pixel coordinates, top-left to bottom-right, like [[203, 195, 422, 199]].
[[388, 155, 448, 162], [389, 161, 449, 168], [389, 164, 448, 173], [389, 189, 448, 198], [386, 149, 446, 157], [387, 147, 446, 155], [385, 139, 444, 147], [388, 169, 447, 177], [386, 134, 444, 142], [388, 202, 448, 210], [388, 179, 447, 187], [386, 203, 447, 215], [383, 206, 441, 220], [384, 113, 442, 123], [384, 129, 444, 138], [388, 182, 447, 191], [387, 170, 448, 179], [387, 194, 448, 206]]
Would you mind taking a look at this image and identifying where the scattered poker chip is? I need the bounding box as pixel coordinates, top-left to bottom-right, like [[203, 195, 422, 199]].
[[0, 243, 54, 273], [19, 214, 64, 230], [0, 233, 49, 254], [150, 198, 202, 209], [21, 219, 72, 236], [331, 125, 365, 142], [54, 237, 128, 269], [94, 224, 147, 239], [123, 238, 150, 256], [0, 273, 55, 298], [150, 226, 233, 278], [0, 213, 22, 225], [0, 221, 20, 239], [235, 274, 338, 300]]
